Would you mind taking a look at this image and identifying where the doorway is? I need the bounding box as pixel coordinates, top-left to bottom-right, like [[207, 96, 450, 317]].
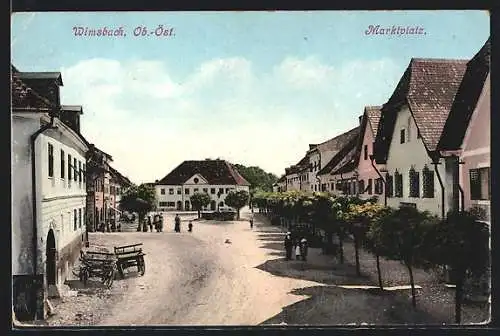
[[46, 229, 57, 286], [210, 200, 216, 211], [176, 201, 182, 211]]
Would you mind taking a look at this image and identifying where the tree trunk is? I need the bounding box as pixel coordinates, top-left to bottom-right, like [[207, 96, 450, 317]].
[[354, 236, 361, 276], [338, 234, 345, 264], [237, 209, 240, 220], [407, 263, 417, 308], [376, 254, 383, 289], [455, 270, 465, 324]]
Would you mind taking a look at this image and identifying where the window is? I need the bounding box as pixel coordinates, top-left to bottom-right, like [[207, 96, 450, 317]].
[[321, 184, 326, 192], [78, 161, 82, 183], [363, 145, 368, 160], [400, 129, 406, 144], [185, 188, 190, 195], [225, 188, 230, 194], [386, 173, 394, 198], [177, 188, 181, 195], [394, 171, 403, 197], [203, 188, 208, 193], [336, 181, 343, 191], [358, 180, 365, 194], [470, 167, 490, 200], [83, 207, 86, 227], [375, 178, 384, 195], [169, 188, 174, 195], [314, 185, 317, 191], [367, 179, 373, 195], [219, 188, 224, 194], [73, 158, 77, 181], [194, 188, 199, 193], [48, 143, 54, 177], [159, 201, 169, 207], [211, 188, 216, 194], [422, 166, 434, 198], [68, 154, 72, 180], [78, 208, 82, 228], [74, 209, 77, 230], [82, 164, 86, 183], [194, 177, 199, 184], [110, 186, 115, 195], [331, 183, 334, 190], [409, 168, 420, 198], [160, 188, 165, 195], [60, 150, 65, 179]]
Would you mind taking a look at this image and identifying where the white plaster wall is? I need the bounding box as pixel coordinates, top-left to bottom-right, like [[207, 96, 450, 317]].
[[156, 184, 249, 210], [12, 114, 40, 275], [385, 106, 446, 216]]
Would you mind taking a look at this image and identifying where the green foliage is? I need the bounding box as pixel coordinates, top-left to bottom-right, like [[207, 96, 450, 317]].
[[224, 190, 250, 219], [367, 205, 438, 266], [119, 184, 156, 230], [190, 192, 212, 218], [422, 210, 489, 276], [234, 164, 278, 192]]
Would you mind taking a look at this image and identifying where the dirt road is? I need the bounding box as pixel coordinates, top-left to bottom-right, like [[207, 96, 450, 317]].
[[98, 210, 322, 326]]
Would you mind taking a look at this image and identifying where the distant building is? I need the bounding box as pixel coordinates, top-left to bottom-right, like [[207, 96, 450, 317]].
[[12, 68, 88, 320], [155, 159, 250, 211]]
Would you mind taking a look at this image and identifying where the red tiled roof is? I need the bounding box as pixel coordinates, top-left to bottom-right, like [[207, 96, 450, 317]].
[[317, 126, 360, 175], [438, 38, 490, 151], [157, 160, 250, 186], [374, 58, 468, 163]]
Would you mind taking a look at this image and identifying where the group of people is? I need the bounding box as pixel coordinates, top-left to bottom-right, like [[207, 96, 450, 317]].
[[146, 213, 164, 232], [174, 214, 193, 233], [284, 232, 308, 261]]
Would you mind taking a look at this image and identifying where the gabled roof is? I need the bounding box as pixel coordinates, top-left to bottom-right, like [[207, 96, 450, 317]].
[[109, 165, 133, 186], [11, 73, 55, 111], [365, 106, 382, 138], [317, 126, 360, 175], [157, 160, 251, 186], [16, 72, 63, 85], [373, 58, 468, 163], [332, 149, 359, 175], [438, 38, 491, 151], [62, 105, 84, 114]]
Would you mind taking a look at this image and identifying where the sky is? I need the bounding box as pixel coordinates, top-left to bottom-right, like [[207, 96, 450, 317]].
[[11, 11, 490, 184]]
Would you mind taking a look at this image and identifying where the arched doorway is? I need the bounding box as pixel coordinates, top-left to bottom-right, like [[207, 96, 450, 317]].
[[176, 201, 182, 210], [210, 200, 216, 211], [184, 200, 190, 211], [46, 229, 57, 286]]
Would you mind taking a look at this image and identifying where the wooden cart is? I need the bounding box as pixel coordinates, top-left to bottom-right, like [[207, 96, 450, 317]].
[[114, 243, 146, 279], [73, 250, 117, 288]]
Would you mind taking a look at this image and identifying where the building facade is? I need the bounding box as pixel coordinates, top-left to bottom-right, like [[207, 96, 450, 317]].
[[356, 106, 385, 201], [155, 159, 250, 211], [374, 58, 468, 217], [12, 69, 88, 320]]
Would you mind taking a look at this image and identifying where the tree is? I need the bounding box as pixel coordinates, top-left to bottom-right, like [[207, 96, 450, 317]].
[[421, 210, 490, 323], [344, 201, 386, 278], [233, 164, 278, 192], [119, 184, 156, 231], [190, 192, 211, 219], [224, 190, 250, 220], [368, 205, 437, 308]]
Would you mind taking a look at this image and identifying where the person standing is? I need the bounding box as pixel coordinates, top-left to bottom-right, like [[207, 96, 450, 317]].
[[295, 241, 302, 260], [300, 238, 308, 261], [174, 214, 181, 233], [249, 213, 254, 229], [284, 232, 293, 260], [188, 221, 193, 232], [148, 216, 153, 232]]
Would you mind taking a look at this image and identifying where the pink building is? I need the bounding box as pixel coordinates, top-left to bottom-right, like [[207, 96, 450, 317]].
[[355, 106, 384, 202], [438, 38, 490, 223]]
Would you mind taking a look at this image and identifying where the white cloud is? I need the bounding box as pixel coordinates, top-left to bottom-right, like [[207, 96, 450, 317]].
[[60, 56, 403, 184]]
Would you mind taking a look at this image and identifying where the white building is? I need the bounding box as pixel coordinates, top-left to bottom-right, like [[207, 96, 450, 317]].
[[373, 58, 468, 217], [12, 69, 88, 320], [155, 159, 250, 211]]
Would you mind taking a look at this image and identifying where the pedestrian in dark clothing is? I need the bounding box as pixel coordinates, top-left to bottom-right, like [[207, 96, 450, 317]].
[[174, 214, 181, 233], [284, 232, 293, 260], [159, 215, 164, 232], [188, 221, 193, 232]]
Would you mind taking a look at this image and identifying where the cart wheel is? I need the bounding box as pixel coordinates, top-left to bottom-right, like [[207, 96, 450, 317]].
[[139, 258, 146, 276]]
